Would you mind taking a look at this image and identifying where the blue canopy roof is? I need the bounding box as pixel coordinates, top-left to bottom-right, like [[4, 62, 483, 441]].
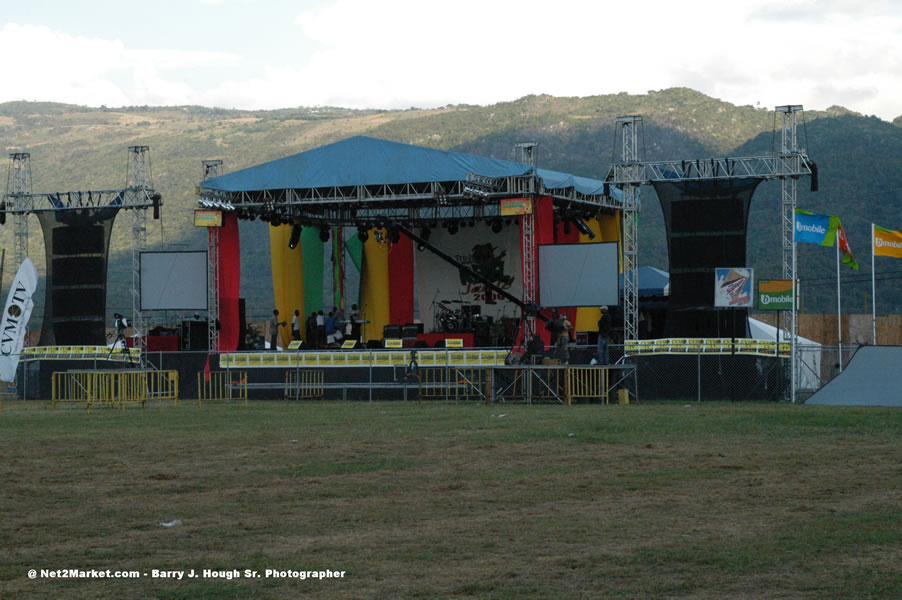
[[201, 135, 609, 198], [620, 266, 670, 297]]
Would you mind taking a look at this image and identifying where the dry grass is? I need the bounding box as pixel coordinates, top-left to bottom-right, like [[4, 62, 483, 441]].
[[2, 400, 901, 599]]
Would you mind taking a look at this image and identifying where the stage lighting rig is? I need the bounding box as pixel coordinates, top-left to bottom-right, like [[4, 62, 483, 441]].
[[288, 224, 302, 249]]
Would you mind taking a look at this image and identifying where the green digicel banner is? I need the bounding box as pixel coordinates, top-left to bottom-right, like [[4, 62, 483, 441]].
[[757, 280, 793, 310]]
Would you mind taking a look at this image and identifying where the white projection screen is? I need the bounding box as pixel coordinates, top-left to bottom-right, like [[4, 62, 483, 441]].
[[538, 242, 619, 308], [140, 251, 208, 311]]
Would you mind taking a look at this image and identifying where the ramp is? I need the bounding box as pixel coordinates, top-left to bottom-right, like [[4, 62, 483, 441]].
[[806, 346, 902, 406]]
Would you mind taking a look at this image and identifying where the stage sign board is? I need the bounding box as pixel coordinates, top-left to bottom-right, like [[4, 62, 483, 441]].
[[384, 338, 403, 349], [342, 340, 358, 350], [194, 209, 223, 227], [714, 268, 754, 308], [287, 340, 303, 350], [757, 280, 794, 311], [445, 338, 464, 348], [499, 197, 532, 216]]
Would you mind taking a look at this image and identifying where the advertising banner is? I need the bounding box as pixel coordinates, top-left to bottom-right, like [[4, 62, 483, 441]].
[[0, 258, 38, 382], [874, 225, 902, 258], [757, 280, 793, 311], [714, 267, 753, 308]]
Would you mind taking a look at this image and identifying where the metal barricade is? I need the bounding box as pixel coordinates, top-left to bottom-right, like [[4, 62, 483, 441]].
[[198, 370, 248, 406], [565, 367, 609, 405], [51, 370, 179, 410], [418, 367, 488, 402], [284, 369, 325, 400]]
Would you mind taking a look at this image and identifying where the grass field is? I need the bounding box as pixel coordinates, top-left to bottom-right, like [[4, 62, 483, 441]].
[[2, 399, 901, 599]]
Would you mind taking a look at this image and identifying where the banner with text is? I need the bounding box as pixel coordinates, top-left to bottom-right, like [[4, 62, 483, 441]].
[[874, 224, 902, 258], [757, 279, 793, 311], [0, 258, 38, 382]]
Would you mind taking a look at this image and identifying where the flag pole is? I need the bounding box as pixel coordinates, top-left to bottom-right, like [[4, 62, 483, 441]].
[[836, 239, 842, 373], [872, 223, 877, 345]]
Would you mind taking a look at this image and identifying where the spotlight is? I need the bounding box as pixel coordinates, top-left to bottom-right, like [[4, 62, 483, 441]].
[[419, 227, 431, 242], [357, 229, 369, 242], [319, 227, 330, 243], [151, 192, 162, 220], [389, 227, 401, 244], [574, 219, 595, 239], [491, 218, 503, 233], [288, 224, 302, 249], [447, 222, 459, 235]]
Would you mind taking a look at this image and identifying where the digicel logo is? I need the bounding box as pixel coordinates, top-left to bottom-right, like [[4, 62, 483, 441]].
[[796, 221, 826, 234], [875, 237, 902, 249]]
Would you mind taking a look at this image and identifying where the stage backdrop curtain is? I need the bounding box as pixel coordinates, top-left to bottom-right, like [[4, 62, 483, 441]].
[[360, 228, 390, 342], [268, 224, 304, 349], [415, 223, 522, 334], [388, 235, 414, 326], [554, 214, 581, 330], [301, 227, 324, 323], [575, 212, 621, 332], [218, 213, 241, 351]]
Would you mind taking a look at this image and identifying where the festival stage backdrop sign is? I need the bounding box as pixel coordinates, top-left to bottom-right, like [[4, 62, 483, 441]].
[[757, 279, 793, 311], [714, 267, 753, 308], [499, 197, 532, 216], [416, 225, 522, 333]]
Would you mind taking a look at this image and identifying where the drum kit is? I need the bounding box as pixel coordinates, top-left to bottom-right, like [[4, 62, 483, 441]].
[[433, 300, 493, 333]]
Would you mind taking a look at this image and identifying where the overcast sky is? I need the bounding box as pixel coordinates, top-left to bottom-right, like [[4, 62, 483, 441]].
[[1, 0, 900, 120]]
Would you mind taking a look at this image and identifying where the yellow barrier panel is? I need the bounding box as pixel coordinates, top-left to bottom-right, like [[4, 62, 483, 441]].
[[285, 370, 325, 400], [418, 367, 488, 402], [197, 371, 248, 407], [565, 367, 609, 405], [51, 370, 178, 410]]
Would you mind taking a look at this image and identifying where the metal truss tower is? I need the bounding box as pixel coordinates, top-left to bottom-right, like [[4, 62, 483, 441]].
[[514, 142, 538, 340], [777, 105, 804, 403], [203, 159, 224, 352], [127, 146, 152, 352], [7, 152, 32, 268], [615, 117, 642, 343]]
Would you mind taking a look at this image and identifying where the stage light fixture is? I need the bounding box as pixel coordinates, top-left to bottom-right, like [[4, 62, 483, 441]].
[[563, 221, 572, 235], [288, 224, 302, 249], [419, 227, 431, 242], [389, 229, 401, 244], [319, 227, 330, 243], [491, 218, 503, 233], [447, 222, 459, 235], [357, 229, 369, 242], [574, 219, 596, 239]]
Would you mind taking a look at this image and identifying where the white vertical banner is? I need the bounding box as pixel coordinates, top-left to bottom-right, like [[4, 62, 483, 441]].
[[0, 258, 38, 382], [415, 224, 522, 333]]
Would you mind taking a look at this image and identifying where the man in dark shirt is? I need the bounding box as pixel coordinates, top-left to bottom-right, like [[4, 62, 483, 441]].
[[597, 306, 611, 364]]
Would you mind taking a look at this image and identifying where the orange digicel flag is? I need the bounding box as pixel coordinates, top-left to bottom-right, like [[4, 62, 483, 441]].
[[874, 225, 902, 258]]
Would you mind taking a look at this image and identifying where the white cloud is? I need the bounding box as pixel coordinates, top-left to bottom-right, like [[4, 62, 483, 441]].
[[1, 1, 901, 120]]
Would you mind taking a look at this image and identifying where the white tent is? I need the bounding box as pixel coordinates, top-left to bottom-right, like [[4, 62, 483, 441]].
[[748, 318, 822, 390]]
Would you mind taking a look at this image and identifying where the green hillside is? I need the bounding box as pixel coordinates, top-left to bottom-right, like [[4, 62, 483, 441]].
[[1, 89, 899, 326]]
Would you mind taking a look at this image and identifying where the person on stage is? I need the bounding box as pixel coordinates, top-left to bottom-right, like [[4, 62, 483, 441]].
[[270, 309, 286, 351]]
